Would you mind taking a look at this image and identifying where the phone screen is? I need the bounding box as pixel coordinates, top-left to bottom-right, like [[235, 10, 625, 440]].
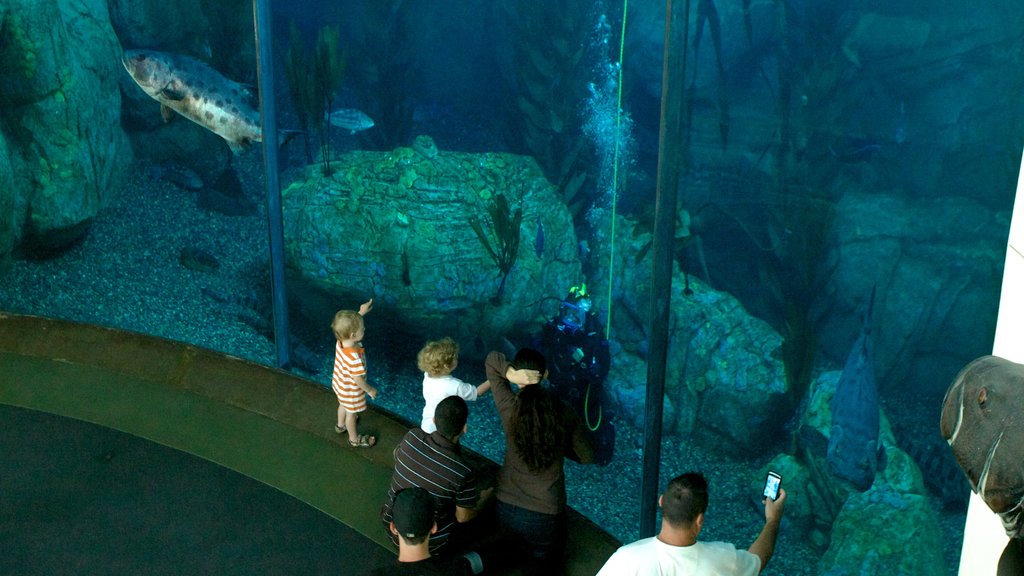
[[762, 471, 782, 501]]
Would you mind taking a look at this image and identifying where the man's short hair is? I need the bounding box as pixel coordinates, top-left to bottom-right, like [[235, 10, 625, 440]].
[[434, 395, 468, 439], [661, 472, 709, 528], [392, 487, 435, 545]]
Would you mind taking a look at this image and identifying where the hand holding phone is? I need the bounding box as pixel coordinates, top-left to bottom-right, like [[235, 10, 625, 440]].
[[762, 471, 782, 501]]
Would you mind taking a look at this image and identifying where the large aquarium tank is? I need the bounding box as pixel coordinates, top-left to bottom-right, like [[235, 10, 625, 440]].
[[2, 0, 1022, 574]]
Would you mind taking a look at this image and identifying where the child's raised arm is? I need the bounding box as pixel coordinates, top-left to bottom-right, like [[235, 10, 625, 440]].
[[475, 380, 491, 396], [358, 299, 373, 316]]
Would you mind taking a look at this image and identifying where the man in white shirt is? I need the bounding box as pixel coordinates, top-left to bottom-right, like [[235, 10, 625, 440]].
[[597, 472, 786, 575]]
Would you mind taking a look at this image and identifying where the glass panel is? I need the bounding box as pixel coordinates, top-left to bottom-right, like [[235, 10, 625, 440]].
[[0, 0, 274, 364], [272, 0, 648, 556], [3, 1, 1020, 574], [636, 3, 1018, 575]]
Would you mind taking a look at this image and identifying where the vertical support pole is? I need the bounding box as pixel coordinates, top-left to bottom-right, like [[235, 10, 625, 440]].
[[641, 0, 689, 538], [253, 0, 291, 369]]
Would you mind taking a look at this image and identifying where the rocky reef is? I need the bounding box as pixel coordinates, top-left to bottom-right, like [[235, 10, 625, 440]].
[[0, 0, 132, 257], [763, 370, 946, 575], [589, 215, 792, 453], [281, 136, 582, 344]]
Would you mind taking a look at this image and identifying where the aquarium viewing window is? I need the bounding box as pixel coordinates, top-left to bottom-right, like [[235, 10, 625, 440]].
[[958, 146, 1024, 575], [8, 0, 1024, 573]]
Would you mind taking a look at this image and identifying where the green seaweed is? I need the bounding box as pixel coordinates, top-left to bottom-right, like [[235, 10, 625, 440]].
[[499, 0, 596, 219], [282, 22, 346, 173], [687, 0, 732, 151], [470, 193, 522, 305]]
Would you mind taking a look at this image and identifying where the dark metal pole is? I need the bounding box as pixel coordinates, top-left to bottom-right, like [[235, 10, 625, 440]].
[[641, 0, 689, 538], [253, 0, 291, 369]]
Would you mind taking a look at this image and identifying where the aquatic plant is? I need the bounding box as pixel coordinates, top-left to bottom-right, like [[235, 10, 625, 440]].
[[282, 22, 346, 173], [687, 0, 732, 150], [499, 0, 600, 218], [680, 163, 836, 397], [282, 23, 316, 162], [470, 193, 522, 305], [313, 26, 346, 175], [763, 0, 844, 400], [778, 191, 835, 398]]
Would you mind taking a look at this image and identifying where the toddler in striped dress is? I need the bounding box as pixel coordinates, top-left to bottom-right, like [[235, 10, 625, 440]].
[[331, 299, 377, 447]]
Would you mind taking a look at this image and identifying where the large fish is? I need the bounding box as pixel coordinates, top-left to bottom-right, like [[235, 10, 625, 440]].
[[827, 286, 886, 491], [941, 356, 1024, 541], [122, 50, 262, 154]]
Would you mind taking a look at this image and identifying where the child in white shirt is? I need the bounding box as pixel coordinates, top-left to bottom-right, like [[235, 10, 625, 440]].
[[418, 337, 490, 433]]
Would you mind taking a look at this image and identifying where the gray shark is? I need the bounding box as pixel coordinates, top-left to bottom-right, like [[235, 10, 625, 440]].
[[122, 50, 262, 155], [827, 286, 886, 491]]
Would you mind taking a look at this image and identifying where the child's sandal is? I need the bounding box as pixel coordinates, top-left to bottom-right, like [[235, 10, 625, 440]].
[[334, 425, 347, 435], [349, 434, 376, 448]]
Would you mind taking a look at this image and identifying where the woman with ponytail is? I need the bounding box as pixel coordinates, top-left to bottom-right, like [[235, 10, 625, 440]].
[[484, 347, 596, 573]]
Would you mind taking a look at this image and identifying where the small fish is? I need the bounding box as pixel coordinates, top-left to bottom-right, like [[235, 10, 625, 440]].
[[325, 108, 375, 134], [828, 138, 881, 164], [148, 161, 204, 190], [401, 248, 412, 287], [534, 220, 545, 258], [179, 246, 220, 273], [894, 101, 907, 144], [578, 240, 591, 260], [122, 50, 262, 155]]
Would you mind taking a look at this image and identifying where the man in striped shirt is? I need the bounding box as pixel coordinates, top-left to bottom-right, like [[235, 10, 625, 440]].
[[381, 396, 490, 554]]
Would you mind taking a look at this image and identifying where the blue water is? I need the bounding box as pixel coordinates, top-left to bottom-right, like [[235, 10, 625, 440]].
[[9, 1, 1024, 574]]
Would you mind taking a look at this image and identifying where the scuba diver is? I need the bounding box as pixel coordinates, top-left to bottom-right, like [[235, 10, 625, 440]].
[[535, 284, 615, 465]]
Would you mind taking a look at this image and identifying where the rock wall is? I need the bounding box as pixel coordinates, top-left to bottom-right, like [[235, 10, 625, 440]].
[[815, 191, 1005, 406], [0, 0, 132, 257], [590, 215, 792, 453], [282, 138, 583, 344], [768, 370, 946, 575]]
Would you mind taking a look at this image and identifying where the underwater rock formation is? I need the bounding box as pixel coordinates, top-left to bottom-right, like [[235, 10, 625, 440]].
[[281, 137, 581, 344], [0, 0, 132, 257], [816, 191, 1004, 410], [787, 368, 944, 574], [821, 488, 944, 575], [592, 215, 790, 453], [109, 0, 212, 61]]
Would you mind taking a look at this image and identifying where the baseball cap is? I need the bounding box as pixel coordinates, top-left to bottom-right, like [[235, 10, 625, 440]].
[[392, 488, 435, 539]]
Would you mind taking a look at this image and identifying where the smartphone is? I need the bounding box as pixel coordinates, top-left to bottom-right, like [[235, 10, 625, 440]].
[[762, 471, 782, 501]]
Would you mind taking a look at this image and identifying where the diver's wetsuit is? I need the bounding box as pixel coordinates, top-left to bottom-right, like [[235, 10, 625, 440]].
[[536, 310, 614, 465]]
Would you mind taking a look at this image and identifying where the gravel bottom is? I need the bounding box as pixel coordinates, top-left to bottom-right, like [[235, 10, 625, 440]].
[[0, 158, 964, 575]]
